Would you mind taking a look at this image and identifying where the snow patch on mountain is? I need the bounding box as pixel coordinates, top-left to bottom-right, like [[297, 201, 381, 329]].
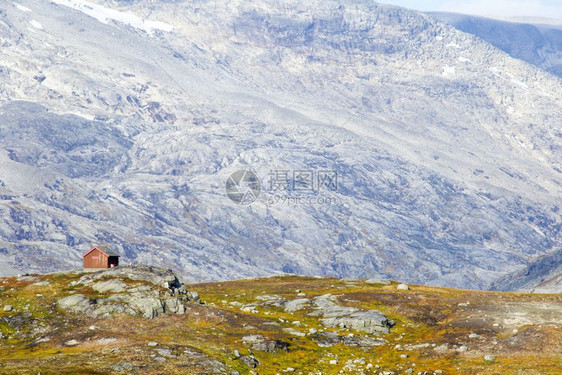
[[13, 2, 31, 13], [51, 0, 173, 35], [29, 19, 42, 29], [442, 65, 455, 76]]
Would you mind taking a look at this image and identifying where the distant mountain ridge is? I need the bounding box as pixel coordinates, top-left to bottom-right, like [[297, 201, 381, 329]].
[[0, 0, 561, 290], [429, 11, 562, 77], [490, 248, 562, 293]]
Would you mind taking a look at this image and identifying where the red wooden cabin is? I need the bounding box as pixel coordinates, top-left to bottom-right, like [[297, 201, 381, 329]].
[[83, 246, 120, 269]]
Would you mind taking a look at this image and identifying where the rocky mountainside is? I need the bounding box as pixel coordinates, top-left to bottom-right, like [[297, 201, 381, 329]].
[[490, 248, 562, 293], [0, 0, 561, 289], [0, 269, 561, 374], [430, 12, 562, 78]]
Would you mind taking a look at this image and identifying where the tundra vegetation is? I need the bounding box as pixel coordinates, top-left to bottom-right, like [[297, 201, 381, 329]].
[[0, 267, 560, 374]]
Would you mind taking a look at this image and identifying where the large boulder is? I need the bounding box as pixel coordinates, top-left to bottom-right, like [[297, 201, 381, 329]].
[[321, 310, 393, 334], [366, 278, 392, 285], [284, 298, 310, 313], [308, 294, 394, 334], [57, 294, 92, 314], [242, 335, 289, 352]]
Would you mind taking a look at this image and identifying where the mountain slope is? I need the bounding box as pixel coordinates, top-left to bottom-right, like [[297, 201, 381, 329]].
[[429, 12, 562, 77], [490, 248, 562, 293], [0, 0, 561, 289]]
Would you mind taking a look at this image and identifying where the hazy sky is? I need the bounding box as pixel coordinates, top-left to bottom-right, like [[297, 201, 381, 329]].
[[380, 0, 562, 19]]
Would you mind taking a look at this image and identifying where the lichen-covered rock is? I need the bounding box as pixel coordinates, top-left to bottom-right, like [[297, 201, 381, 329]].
[[74, 266, 183, 291], [164, 298, 185, 314], [92, 280, 126, 293], [321, 310, 393, 334], [57, 266, 198, 319], [91, 304, 137, 318], [255, 295, 287, 307], [308, 294, 394, 334], [185, 291, 200, 303], [239, 355, 259, 368], [311, 331, 386, 348], [57, 294, 92, 314], [284, 298, 310, 313], [242, 335, 289, 352], [309, 294, 357, 317], [366, 278, 392, 285], [127, 295, 165, 319]]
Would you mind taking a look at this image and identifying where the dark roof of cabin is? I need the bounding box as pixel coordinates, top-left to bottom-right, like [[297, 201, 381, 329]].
[[83, 246, 120, 258], [97, 246, 120, 257]]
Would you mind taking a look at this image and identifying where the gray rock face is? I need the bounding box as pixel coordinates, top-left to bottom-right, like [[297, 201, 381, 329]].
[[242, 335, 289, 352], [57, 295, 92, 314], [92, 280, 126, 293], [185, 291, 200, 304], [75, 266, 183, 291], [127, 294, 165, 319], [155, 348, 177, 358], [311, 331, 386, 348], [109, 362, 134, 372], [255, 295, 288, 307], [366, 278, 392, 285], [342, 335, 385, 348], [93, 303, 138, 317], [284, 298, 310, 313], [164, 297, 186, 314], [309, 294, 357, 318], [308, 294, 394, 334], [321, 310, 394, 334], [57, 266, 195, 318], [312, 331, 341, 348], [17, 276, 38, 283], [239, 355, 259, 369]]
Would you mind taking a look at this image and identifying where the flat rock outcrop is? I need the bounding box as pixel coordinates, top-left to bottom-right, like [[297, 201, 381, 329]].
[[249, 293, 394, 334], [309, 294, 394, 334], [57, 266, 199, 319]]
